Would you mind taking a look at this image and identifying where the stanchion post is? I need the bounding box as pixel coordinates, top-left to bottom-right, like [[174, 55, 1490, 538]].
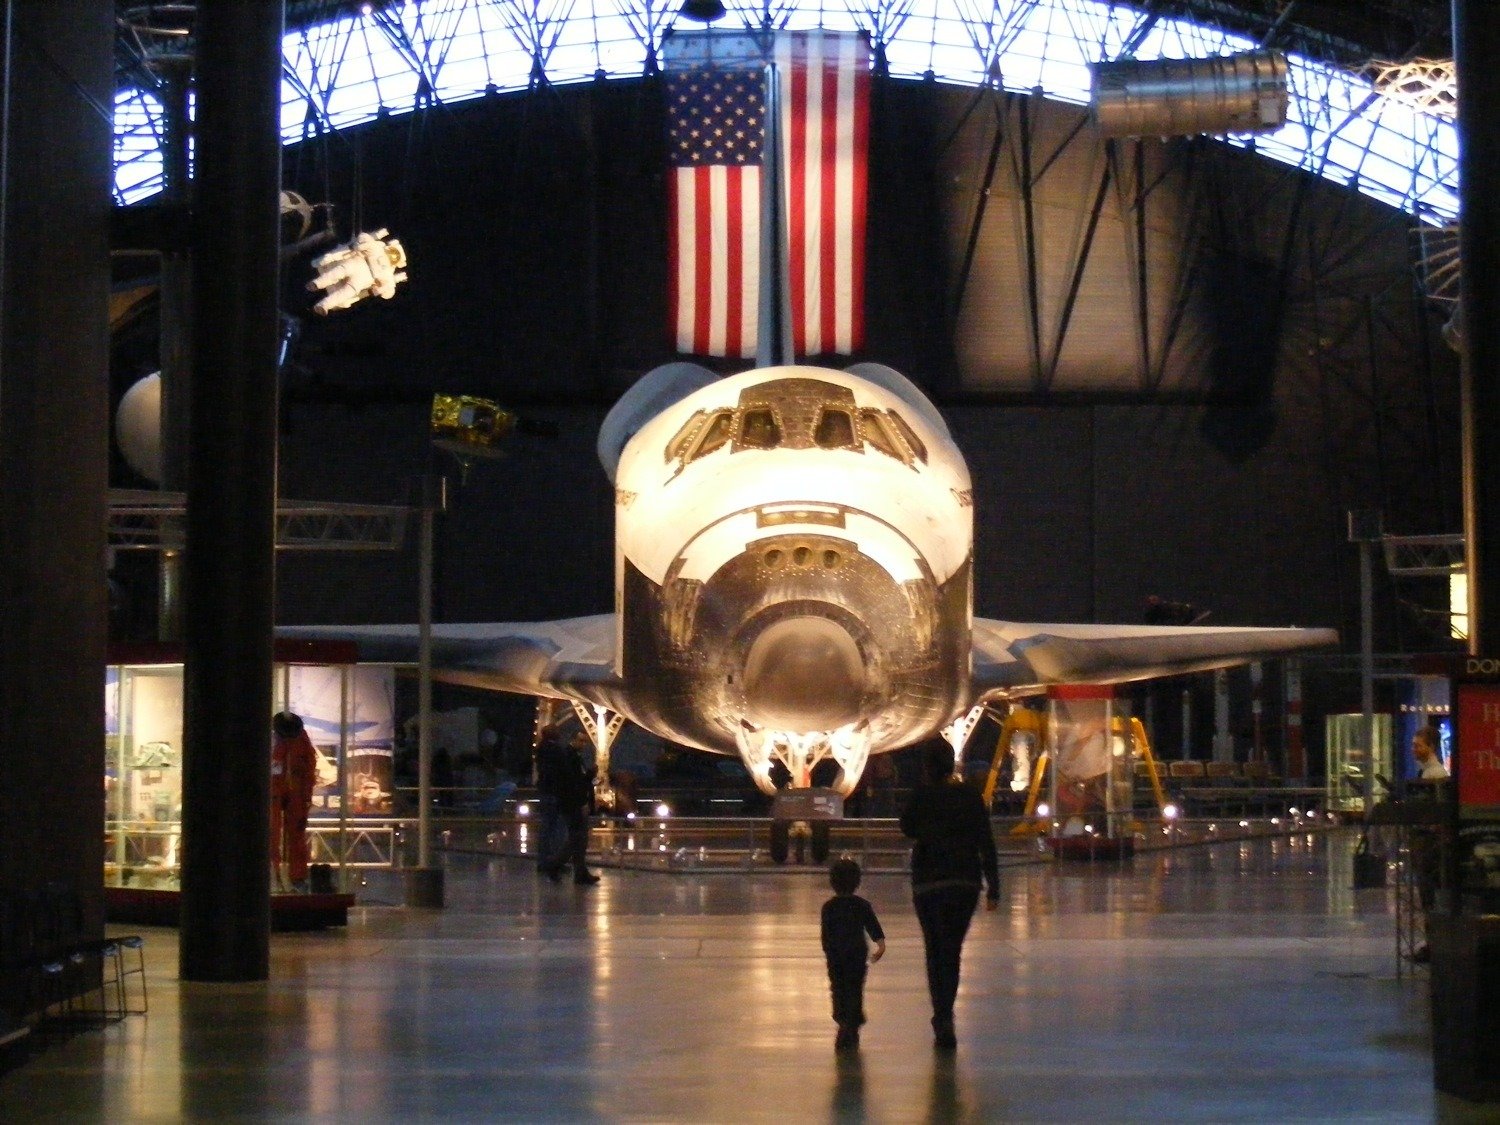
[[405, 475, 447, 908], [1348, 510, 1381, 818], [337, 665, 349, 890]]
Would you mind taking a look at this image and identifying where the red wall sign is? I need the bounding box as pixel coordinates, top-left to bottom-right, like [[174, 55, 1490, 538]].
[[1455, 682, 1500, 816]]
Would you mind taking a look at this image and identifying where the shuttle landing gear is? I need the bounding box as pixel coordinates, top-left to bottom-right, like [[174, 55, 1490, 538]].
[[768, 819, 831, 865], [811, 822, 830, 863], [770, 819, 791, 864], [742, 732, 855, 866]]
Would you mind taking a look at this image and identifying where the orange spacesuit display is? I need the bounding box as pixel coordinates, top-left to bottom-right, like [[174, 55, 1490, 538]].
[[271, 711, 319, 887]]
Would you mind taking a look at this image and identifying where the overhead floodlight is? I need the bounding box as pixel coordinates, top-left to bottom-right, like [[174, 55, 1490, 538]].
[[307, 227, 408, 315], [679, 0, 727, 21]]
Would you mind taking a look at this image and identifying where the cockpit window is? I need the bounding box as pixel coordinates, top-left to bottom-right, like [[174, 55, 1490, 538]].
[[665, 411, 708, 462], [813, 407, 857, 450], [885, 411, 928, 463], [738, 407, 781, 450], [689, 410, 735, 461], [859, 408, 902, 461]]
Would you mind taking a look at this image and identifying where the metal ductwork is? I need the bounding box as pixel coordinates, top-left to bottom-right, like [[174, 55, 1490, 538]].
[[1090, 50, 1289, 138]]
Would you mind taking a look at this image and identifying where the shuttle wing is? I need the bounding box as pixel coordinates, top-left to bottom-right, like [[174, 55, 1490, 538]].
[[969, 618, 1337, 702], [280, 614, 630, 712]]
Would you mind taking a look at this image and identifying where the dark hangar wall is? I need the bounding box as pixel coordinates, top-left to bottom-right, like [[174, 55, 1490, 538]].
[[919, 82, 1458, 640], [256, 76, 1459, 652]]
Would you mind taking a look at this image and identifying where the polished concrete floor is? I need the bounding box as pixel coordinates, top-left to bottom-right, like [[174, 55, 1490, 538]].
[[0, 830, 1480, 1122]]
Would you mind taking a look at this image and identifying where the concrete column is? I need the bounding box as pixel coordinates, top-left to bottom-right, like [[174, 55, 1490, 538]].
[[1180, 687, 1191, 759], [178, 1, 284, 982], [1211, 668, 1232, 763], [156, 59, 192, 641], [1283, 658, 1304, 780], [0, 0, 113, 943]]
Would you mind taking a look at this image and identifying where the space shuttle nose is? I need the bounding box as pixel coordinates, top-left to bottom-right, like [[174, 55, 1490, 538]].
[[742, 616, 865, 731]]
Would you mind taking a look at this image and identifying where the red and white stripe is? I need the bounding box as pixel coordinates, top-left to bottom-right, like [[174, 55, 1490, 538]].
[[668, 31, 869, 360], [671, 164, 760, 359], [777, 30, 869, 357]]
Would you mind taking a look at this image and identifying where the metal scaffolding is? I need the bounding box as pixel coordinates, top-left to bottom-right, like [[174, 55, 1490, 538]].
[[107, 489, 410, 552]]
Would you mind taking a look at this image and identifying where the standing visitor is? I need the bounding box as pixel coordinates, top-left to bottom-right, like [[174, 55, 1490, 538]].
[[900, 741, 999, 1049], [535, 726, 569, 880], [556, 733, 601, 885]]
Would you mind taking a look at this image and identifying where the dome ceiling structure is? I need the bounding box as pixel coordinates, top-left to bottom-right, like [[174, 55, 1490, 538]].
[[112, 0, 1458, 221]]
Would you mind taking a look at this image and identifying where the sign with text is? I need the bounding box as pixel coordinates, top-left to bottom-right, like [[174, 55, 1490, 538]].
[[772, 787, 844, 821], [1455, 682, 1500, 818]]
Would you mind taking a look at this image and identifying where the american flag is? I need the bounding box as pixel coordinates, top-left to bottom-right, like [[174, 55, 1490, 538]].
[[667, 31, 870, 359]]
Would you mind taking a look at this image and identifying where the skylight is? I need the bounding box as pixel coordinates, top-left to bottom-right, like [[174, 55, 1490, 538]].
[[113, 0, 1458, 223]]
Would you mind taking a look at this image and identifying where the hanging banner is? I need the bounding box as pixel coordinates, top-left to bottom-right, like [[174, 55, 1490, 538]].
[[1454, 681, 1500, 818], [665, 29, 869, 358]]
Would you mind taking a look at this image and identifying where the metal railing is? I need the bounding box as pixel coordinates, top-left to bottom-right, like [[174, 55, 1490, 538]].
[[307, 820, 400, 868], [434, 805, 1346, 873]]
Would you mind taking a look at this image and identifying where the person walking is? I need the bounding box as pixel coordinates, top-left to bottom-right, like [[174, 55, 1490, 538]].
[[555, 732, 601, 885], [534, 726, 569, 880], [899, 741, 999, 1049], [1407, 723, 1449, 963], [821, 858, 885, 1052]]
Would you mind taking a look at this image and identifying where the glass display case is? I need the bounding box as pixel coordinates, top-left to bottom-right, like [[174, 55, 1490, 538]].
[[1325, 712, 1393, 814], [1048, 687, 1134, 843], [105, 661, 184, 887], [104, 642, 396, 889]]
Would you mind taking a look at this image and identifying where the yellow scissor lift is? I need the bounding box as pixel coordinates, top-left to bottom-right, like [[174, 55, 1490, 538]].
[[980, 706, 1170, 835]]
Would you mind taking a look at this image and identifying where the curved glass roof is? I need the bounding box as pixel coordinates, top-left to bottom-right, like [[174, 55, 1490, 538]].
[[113, 0, 1458, 223]]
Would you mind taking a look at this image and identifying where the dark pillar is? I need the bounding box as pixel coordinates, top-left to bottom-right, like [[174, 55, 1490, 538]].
[[179, 1, 284, 981], [1428, 914, 1500, 1101], [0, 0, 113, 967], [1436, 12, 1500, 1103], [157, 58, 192, 641], [1455, 0, 1500, 654]]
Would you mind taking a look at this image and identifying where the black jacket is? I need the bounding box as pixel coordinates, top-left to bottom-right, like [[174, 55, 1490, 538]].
[[821, 893, 884, 968], [555, 746, 596, 811], [535, 739, 564, 798], [900, 779, 1000, 900]]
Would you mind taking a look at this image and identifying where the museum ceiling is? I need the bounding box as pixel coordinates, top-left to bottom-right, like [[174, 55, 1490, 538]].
[[117, 1, 1454, 66]]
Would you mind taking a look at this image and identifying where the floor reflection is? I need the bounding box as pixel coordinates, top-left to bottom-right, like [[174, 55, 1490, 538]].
[[0, 829, 1438, 1122], [827, 1051, 865, 1122]]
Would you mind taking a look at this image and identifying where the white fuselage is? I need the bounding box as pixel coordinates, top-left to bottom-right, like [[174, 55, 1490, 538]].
[[611, 365, 973, 792]]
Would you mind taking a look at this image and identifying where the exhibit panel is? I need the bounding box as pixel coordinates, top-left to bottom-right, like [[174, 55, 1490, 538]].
[[103, 648, 395, 889], [1398, 674, 1451, 779], [1325, 712, 1393, 814], [283, 662, 397, 817]]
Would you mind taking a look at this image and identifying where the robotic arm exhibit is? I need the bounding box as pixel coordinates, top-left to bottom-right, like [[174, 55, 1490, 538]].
[[306, 228, 409, 315]]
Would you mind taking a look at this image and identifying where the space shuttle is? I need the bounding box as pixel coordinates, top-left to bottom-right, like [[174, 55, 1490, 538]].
[[283, 29, 1334, 800], [297, 356, 1335, 799]]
